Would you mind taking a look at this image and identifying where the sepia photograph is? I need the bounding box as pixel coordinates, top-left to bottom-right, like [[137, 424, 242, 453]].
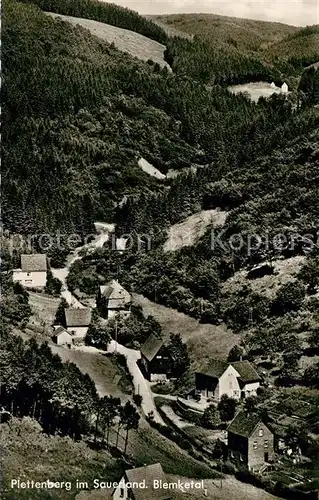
[[1, 0, 319, 499]]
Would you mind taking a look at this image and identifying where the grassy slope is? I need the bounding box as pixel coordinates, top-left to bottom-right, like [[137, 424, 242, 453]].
[[150, 13, 297, 51], [45, 12, 171, 69], [133, 294, 238, 368], [0, 418, 122, 500]]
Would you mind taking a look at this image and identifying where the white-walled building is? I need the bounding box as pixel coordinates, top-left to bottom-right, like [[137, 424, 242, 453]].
[[113, 463, 170, 500], [64, 308, 92, 339], [52, 326, 74, 347], [196, 359, 261, 401], [97, 279, 131, 319], [281, 82, 289, 94], [12, 254, 47, 288]]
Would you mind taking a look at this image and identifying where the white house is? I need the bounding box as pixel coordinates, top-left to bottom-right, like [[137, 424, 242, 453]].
[[281, 82, 288, 94], [270, 82, 276, 89], [113, 463, 170, 500], [64, 308, 92, 339], [12, 254, 47, 288], [196, 359, 261, 401], [52, 326, 73, 347], [97, 279, 131, 319]]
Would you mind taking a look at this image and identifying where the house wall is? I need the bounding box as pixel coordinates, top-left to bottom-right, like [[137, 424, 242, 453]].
[[195, 373, 218, 399], [150, 372, 167, 382], [13, 270, 47, 288], [217, 365, 241, 400], [113, 477, 130, 500], [141, 351, 169, 382], [66, 326, 88, 339], [56, 332, 73, 346], [248, 423, 274, 470], [228, 432, 248, 465], [241, 381, 260, 398]]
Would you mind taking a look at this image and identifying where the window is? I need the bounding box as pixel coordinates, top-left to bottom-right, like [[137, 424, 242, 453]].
[[120, 487, 124, 498], [253, 441, 258, 450], [258, 429, 264, 437], [264, 440, 268, 449]]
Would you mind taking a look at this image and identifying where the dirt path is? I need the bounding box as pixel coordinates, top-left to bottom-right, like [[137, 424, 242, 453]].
[[107, 341, 165, 425], [50, 223, 164, 425]]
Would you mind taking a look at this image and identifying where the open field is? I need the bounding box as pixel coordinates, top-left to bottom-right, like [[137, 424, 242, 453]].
[[163, 209, 227, 253], [28, 292, 60, 326], [137, 157, 166, 179], [133, 294, 238, 367], [50, 346, 132, 399], [228, 81, 286, 102], [46, 13, 171, 69]]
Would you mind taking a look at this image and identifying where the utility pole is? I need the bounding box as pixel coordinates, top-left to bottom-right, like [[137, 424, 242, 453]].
[[115, 319, 118, 354], [200, 298, 204, 316], [248, 307, 253, 326], [154, 286, 157, 304]]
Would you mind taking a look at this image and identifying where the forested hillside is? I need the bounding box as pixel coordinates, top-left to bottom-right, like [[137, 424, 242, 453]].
[[152, 13, 319, 85], [5, 0, 312, 243], [20, 0, 168, 43], [3, 0, 319, 329]]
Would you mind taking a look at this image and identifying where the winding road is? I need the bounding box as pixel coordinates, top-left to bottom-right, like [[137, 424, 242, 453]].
[[51, 222, 164, 424]]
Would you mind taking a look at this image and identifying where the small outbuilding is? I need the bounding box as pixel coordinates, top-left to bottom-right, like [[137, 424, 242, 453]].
[[52, 326, 74, 347]]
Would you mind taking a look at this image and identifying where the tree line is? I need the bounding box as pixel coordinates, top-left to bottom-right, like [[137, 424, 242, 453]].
[[0, 328, 140, 451]]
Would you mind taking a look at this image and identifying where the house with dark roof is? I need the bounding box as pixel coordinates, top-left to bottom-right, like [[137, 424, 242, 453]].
[[195, 359, 261, 401], [227, 411, 275, 471], [97, 279, 131, 319], [140, 333, 170, 382], [64, 307, 92, 339], [13, 254, 47, 288], [52, 326, 74, 347], [112, 463, 170, 500]]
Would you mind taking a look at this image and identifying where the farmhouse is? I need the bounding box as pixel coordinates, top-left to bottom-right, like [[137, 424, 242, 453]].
[[140, 333, 170, 382], [64, 307, 92, 339], [97, 279, 131, 319], [52, 326, 73, 347], [228, 411, 275, 471], [113, 462, 170, 500], [12, 253, 47, 288], [195, 359, 261, 401]]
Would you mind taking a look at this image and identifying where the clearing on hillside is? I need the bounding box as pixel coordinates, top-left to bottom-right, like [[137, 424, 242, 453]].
[[133, 294, 238, 368], [138, 157, 166, 179], [222, 255, 306, 299], [46, 12, 171, 69], [163, 209, 227, 252]]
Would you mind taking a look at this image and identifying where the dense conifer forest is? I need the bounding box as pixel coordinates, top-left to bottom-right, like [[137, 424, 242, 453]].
[[2, 3, 319, 495]]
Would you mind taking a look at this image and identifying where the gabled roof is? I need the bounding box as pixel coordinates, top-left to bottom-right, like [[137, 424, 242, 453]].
[[99, 279, 131, 309], [21, 254, 47, 272], [65, 308, 92, 327], [232, 361, 261, 383], [228, 411, 270, 438], [52, 326, 73, 338], [140, 333, 165, 362], [196, 359, 229, 379], [125, 463, 170, 500], [196, 359, 260, 383]]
